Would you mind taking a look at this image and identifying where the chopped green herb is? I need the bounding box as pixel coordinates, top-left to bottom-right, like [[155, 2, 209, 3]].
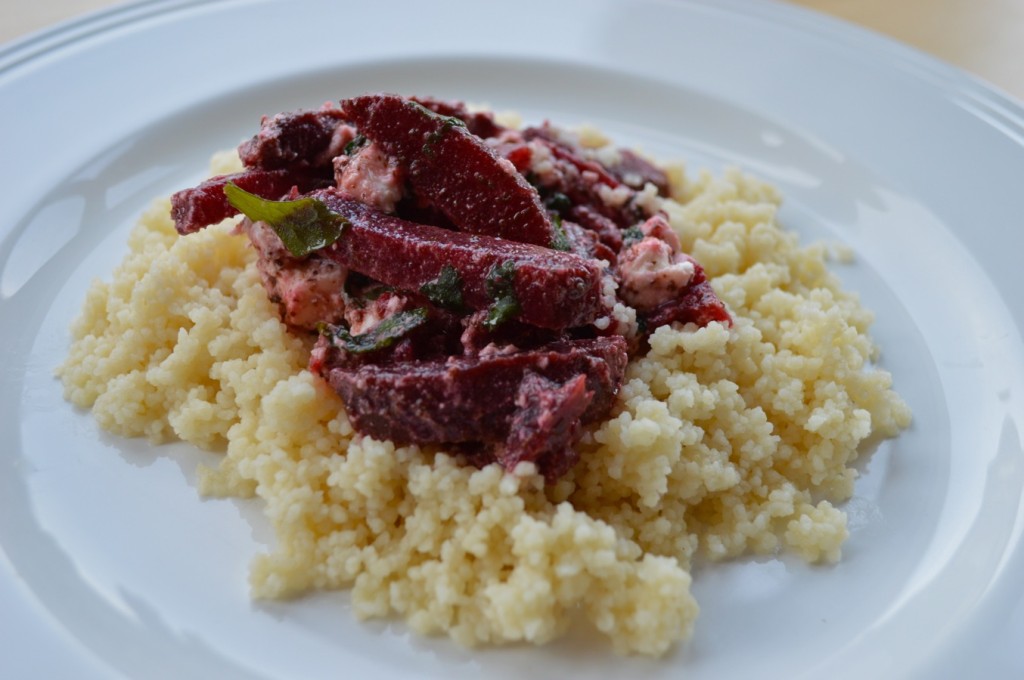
[[323, 308, 429, 354], [549, 213, 573, 252], [411, 101, 467, 131], [443, 115, 467, 130], [419, 265, 466, 311], [484, 295, 520, 329], [422, 118, 466, 156], [544, 192, 572, 213], [224, 182, 348, 258], [485, 260, 517, 296], [410, 101, 435, 117], [409, 101, 462, 127], [635, 315, 648, 337], [621, 225, 645, 247], [343, 133, 367, 156], [413, 103, 467, 157], [484, 260, 520, 329]]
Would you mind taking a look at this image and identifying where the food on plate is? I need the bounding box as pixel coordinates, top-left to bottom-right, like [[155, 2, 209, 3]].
[[173, 93, 731, 479], [57, 93, 911, 656]]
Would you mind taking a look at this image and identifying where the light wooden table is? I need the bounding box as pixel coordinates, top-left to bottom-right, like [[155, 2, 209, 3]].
[[4, 0, 1023, 102]]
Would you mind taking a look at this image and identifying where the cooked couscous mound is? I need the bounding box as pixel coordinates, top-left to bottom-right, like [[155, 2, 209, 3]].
[[57, 146, 910, 656]]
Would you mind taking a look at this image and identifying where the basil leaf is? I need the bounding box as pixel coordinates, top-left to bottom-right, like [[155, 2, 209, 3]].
[[325, 308, 429, 354], [483, 260, 520, 329], [419, 264, 466, 311], [224, 182, 348, 258], [485, 260, 517, 298], [621, 225, 645, 247], [549, 214, 573, 252], [410, 101, 467, 131], [484, 295, 520, 330], [343, 133, 367, 156], [414, 103, 467, 157], [544, 192, 572, 213]]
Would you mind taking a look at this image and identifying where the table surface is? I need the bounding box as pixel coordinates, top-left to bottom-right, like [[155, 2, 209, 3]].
[[4, 0, 1024, 103]]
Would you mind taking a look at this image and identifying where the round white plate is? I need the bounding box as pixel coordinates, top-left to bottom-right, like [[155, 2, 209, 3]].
[[2, 1, 1023, 678]]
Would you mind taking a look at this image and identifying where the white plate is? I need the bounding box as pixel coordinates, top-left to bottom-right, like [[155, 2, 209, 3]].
[[2, 0, 1023, 677]]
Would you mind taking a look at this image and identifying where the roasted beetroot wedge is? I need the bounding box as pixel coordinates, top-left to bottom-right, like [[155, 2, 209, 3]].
[[518, 127, 643, 229], [313, 336, 627, 446], [171, 168, 329, 235], [608, 148, 671, 195], [409, 96, 504, 139], [642, 279, 732, 330], [311, 189, 605, 330], [341, 94, 558, 247], [498, 372, 592, 479], [238, 106, 351, 170]]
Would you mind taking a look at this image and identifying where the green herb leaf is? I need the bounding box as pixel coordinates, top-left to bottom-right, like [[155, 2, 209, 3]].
[[410, 101, 467, 131], [415, 103, 468, 157], [485, 260, 517, 297], [621, 225, 645, 247], [549, 213, 573, 252], [224, 182, 348, 258], [343, 133, 368, 156], [544, 192, 572, 213], [442, 115, 466, 130], [483, 260, 520, 329], [325, 308, 429, 354], [484, 295, 520, 329], [419, 265, 466, 311]]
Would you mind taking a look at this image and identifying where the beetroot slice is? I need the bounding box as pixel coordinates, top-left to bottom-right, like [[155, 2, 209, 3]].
[[341, 93, 557, 247], [311, 189, 605, 330], [238, 107, 350, 170], [170, 168, 329, 235], [518, 128, 640, 229], [523, 126, 622, 189], [566, 203, 623, 252], [643, 280, 732, 329], [498, 373, 592, 480], [642, 265, 732, 330], [312, 336, 627, 446], [409, 96, 504, 139], [608, 148, 671, 195]]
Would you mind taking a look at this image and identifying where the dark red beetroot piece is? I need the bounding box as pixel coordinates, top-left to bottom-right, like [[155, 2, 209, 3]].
[[565, 203, 623, 252], [410, 96, 504, 139], [636, 261, 731, 331], [457, 310, 562, 356], [560, 219, 617, 265], [238, 106, 350, 170], [310, 189, 605, 331], [498, 373, 592, 480], [311, 336, 628, 471], [642, 277, 732, 330], [171, 169, 330, 235], [523, 125, 622, 190], [607, 148, 671, 195], [341, 94, 558, 247], [518, 127, 642, 229]]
